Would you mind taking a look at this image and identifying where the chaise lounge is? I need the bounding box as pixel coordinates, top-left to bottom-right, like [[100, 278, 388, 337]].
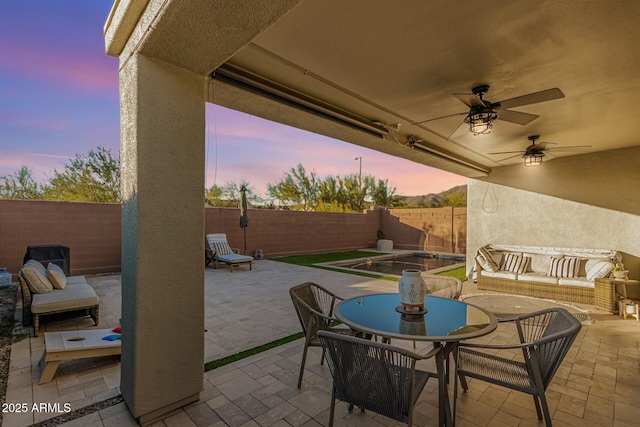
[[205, 233, 254, 272]]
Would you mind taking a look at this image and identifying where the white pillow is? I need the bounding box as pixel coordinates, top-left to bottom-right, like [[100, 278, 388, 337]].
[[20, 265, 53, 294], [477, 247, 499, 272], [475, 255, 494, 272], [25, 259, 47, 276], [47, 263, 67, 290], [586, 259, 614, 281]]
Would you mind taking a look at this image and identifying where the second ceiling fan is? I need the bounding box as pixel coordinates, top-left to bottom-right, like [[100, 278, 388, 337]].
[[413, 85, 565, 135]]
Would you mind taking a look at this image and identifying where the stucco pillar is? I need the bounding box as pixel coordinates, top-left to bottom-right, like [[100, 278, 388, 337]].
[[119, 53, 205, 424]]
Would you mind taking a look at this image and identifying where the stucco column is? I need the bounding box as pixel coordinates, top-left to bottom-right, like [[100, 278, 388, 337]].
[[119, 53, 205, 424]]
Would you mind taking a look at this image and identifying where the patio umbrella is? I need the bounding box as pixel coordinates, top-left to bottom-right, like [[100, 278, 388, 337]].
[[239, 185, 249, 254]]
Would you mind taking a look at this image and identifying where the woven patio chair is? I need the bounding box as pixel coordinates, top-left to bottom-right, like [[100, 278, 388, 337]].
[[289, 282, 360, 389], [318, 330, 440, 427], [455, 307, 581, 427]]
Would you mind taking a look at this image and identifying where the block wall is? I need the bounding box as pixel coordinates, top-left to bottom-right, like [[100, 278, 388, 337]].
[[0, 199, 467, 278]]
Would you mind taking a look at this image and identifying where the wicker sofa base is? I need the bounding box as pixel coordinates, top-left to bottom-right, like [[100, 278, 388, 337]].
[[477, 274, 594, 304]]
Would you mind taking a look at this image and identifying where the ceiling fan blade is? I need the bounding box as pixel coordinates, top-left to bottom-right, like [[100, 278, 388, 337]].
[[496, 88, 565, 109], [412, 111, 468, 125], [545, 145, 592, 152], [453, 93, 487, 108], [497, 109, 539, 125], [497, 153, 525, 162], [536, 141, 558, 150], [488, 150, 526, 155]]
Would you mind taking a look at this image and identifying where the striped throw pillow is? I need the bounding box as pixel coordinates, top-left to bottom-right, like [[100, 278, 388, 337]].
[[213, 241, 233, 255], [500, 253, 529, 274], [548, 257, 579, 278], [477, 246, 499, 272]]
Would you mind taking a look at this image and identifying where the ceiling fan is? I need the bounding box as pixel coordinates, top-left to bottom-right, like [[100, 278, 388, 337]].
[[489, 135, 592, 166], [413, 85, 565, 135]]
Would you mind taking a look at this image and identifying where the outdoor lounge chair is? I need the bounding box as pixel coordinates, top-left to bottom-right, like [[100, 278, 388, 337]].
[[318, 330, 441, 427], [205, 233, 253, 272], [455, 307, 582, 427], [289, 282, 361, 388]]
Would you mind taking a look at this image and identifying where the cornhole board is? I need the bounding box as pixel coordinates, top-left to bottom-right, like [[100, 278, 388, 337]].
[[39, 329, 121, 384]]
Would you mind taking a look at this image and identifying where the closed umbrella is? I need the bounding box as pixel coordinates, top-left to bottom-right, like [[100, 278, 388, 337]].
[[239, 185, 249, 254]]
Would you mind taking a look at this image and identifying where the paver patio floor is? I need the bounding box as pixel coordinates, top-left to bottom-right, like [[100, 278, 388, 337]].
[[4, 258, 640, 426]]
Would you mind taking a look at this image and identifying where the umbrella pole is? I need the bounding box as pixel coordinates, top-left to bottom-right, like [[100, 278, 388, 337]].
[[243, 227, 247, 255]]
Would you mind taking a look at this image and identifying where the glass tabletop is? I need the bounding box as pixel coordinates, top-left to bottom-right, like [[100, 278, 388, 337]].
[[335, 293, 498, 342]]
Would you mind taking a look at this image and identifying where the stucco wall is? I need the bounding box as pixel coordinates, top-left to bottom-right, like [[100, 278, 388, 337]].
[[466, 179, 640, 280]]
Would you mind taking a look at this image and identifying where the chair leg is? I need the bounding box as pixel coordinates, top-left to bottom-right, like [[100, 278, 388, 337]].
[[538, 393, 554, 427], [33, 314, 40, 337], [297, 343, 310, 389], [329, 387, 336, 427]]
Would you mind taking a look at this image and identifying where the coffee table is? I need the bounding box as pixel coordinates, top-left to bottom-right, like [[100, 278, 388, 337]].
[[39, 329, 121, 384]]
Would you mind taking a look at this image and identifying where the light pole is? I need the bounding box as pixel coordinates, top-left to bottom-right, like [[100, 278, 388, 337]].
[[354, 156, 362, 189]]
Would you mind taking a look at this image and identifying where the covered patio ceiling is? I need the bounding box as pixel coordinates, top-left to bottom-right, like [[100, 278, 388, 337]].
[[107, 0, 639, 178]]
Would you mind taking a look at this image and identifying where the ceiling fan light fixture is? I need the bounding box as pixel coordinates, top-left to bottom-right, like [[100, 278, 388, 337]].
[[523, 152, 544, 167], [469, 110, 498, 135]]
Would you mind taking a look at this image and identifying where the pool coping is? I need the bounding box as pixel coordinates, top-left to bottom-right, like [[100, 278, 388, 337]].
[[315, 249, 466, 277]]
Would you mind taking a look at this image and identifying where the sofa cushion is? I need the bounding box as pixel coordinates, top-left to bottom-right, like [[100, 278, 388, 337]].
[[558, 277, 594, 288], [30, 283, 99, 314], [481, 270, 518, 280], [548, 257, 579, 278], [500, 253, 529, 274], [477, 247, 499, 272], [66, 276, 87, 285], [585, 259, 614, 281], [47, 263, 67, 290], [20, 265, 54, 294], [518, 273, 559, 285]]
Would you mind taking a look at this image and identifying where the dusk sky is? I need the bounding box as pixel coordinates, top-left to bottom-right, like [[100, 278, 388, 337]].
[[0, 0, 467, 198]]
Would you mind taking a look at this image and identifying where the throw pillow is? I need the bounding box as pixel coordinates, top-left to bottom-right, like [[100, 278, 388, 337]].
[[477, 246, 499, 272], [20, 265, 54, 293], [25, 259, 47, 276], [500, 253, 528, 274], [213, 241, 233, 255], [475, 255, 493, 272], [47, 262, 67, 290], [585, 259, 614, 281], [548, 257, 579, 278]]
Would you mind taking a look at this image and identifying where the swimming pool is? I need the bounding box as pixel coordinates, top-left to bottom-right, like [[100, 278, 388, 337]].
[[330, 252, 466, 276]]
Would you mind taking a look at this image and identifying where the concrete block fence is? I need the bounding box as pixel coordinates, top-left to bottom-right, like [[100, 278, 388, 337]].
[[0, 200, 466, 278]]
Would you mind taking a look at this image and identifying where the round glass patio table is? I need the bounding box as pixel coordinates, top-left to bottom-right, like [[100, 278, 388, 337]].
[[334, 293, 498, 427], [335, 293, 498, 342]]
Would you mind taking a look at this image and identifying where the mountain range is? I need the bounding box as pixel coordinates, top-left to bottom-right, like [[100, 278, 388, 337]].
[[394, 184, 467, 208]]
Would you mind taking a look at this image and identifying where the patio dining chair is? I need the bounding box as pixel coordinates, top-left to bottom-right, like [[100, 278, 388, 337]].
[[455, 307, 581, 427], [289, 282, 360, 389], [318, 330, 441, 427]]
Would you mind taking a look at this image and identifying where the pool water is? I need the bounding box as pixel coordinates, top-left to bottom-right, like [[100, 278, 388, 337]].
[[335, 253, 465, 275]]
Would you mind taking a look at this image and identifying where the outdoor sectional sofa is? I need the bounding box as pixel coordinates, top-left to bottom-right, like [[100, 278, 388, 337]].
[[18, 259, 99, 336], [474, 244, 620, 304]]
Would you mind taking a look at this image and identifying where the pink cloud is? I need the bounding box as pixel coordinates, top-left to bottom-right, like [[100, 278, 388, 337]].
[[1, 42, 118, 94], [0, 112, 72, 132]]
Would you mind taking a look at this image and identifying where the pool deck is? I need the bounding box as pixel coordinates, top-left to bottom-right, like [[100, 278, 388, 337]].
[[4, 257, 640, 427]]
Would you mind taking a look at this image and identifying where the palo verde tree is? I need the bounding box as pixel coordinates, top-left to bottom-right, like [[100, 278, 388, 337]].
[[267, 164, 319, 211], [0, 166, 43, 200], [42, 146, 121, 203]]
